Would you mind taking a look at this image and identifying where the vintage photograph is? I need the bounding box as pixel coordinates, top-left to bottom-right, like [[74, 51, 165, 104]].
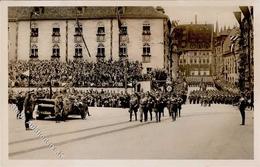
[[7, 5, 254, 160]]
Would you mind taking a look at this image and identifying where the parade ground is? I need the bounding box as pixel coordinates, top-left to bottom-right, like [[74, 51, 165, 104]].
[[9, 99, 254, 159]]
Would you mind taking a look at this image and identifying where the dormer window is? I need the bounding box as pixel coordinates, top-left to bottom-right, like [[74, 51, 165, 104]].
[[76, 7, 83, 15]]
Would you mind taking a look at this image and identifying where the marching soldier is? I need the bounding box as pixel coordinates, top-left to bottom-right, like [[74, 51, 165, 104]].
[[139, 93, 148, 122], [154, 92, 164, 122], [177, 95, 183, 117], [147, 92, 155, 121], [129, 94, 139, 121], [170, 95, 178, 121]]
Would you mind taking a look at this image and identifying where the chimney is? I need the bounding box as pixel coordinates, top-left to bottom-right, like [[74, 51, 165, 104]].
[[195, 14, 197, 24]]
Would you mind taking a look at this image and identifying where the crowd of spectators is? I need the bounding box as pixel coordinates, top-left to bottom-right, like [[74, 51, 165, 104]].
[[9, 59, 145, 88]]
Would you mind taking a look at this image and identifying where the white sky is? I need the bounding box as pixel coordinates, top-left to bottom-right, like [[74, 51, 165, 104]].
[[163, 6, 240, 29]]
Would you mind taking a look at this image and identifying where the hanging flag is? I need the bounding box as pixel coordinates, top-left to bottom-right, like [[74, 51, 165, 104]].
[[117, 7, 123, 29], [76, 18, 91, 57]]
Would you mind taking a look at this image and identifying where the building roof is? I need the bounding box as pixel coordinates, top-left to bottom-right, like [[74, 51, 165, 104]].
[[8, 6, 169, 21], [172, 23, 214, 51]]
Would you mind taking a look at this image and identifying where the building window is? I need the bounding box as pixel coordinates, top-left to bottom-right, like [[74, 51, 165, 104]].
[[203, 59, 205, 64], [190, 59, 193, 64], [74, 44, 82, 58], [199, 59, 201, 64], [120, 25, 127, 35], [97, 23, 105, 42], [143, 22, 151, 35], [143, 43, 150, 55], [207, 58, 209, 64], [183, 59, 186, 64], [97, 26, 105, 35], [194, 52, 197, 56], [119, 43, 127, 57], [31, 28, 38, 37], [30, 45, 38, 58], [52, 27, 60, 36], [142, 44, 151, 63], [75, 23, 83, 36], [180, 59, 183, 64], [97, 43, 105, 58], [52, 44, 60, 58], [194, 59, 197, 64]]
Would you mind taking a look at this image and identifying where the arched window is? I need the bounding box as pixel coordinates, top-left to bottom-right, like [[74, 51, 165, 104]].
[[119, 43, 127, 57], [75, 44, 82, 57], [30, 45, 38, 58], [52, 44, 60, 57]]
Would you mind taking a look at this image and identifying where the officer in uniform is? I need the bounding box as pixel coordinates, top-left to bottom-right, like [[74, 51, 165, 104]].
[[171, 95, 178, 121], [55, 94, 63, 123], [23, 91, 36, 130]]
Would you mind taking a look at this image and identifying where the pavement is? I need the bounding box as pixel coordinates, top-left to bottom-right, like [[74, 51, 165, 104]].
[[8, 102, 254, 159]]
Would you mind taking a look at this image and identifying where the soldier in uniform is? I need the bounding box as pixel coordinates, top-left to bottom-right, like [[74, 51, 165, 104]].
[[23, 91, 37, 130], [54, 94, 63, 123], [171, 95, 178, 121], [129, 94, 139, 121], [147, 92, 155, 121], [154, 92, 164, 122], [139, 93, 148, 122], [177, 95, 183, 117], [239, 93, 247, 125], [16, 91, 25, 119], [62, 95, 71, 121]]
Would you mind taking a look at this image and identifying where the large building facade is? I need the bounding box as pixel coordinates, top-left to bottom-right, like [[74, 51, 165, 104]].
[[171, 23, 214, 78], [234, 6, 254, 92], [8, 7, 171, 74]]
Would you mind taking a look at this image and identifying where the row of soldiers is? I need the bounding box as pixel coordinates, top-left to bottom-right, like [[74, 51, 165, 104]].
[[128, 91, 186, 122], [188, 90, 240, 106]]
